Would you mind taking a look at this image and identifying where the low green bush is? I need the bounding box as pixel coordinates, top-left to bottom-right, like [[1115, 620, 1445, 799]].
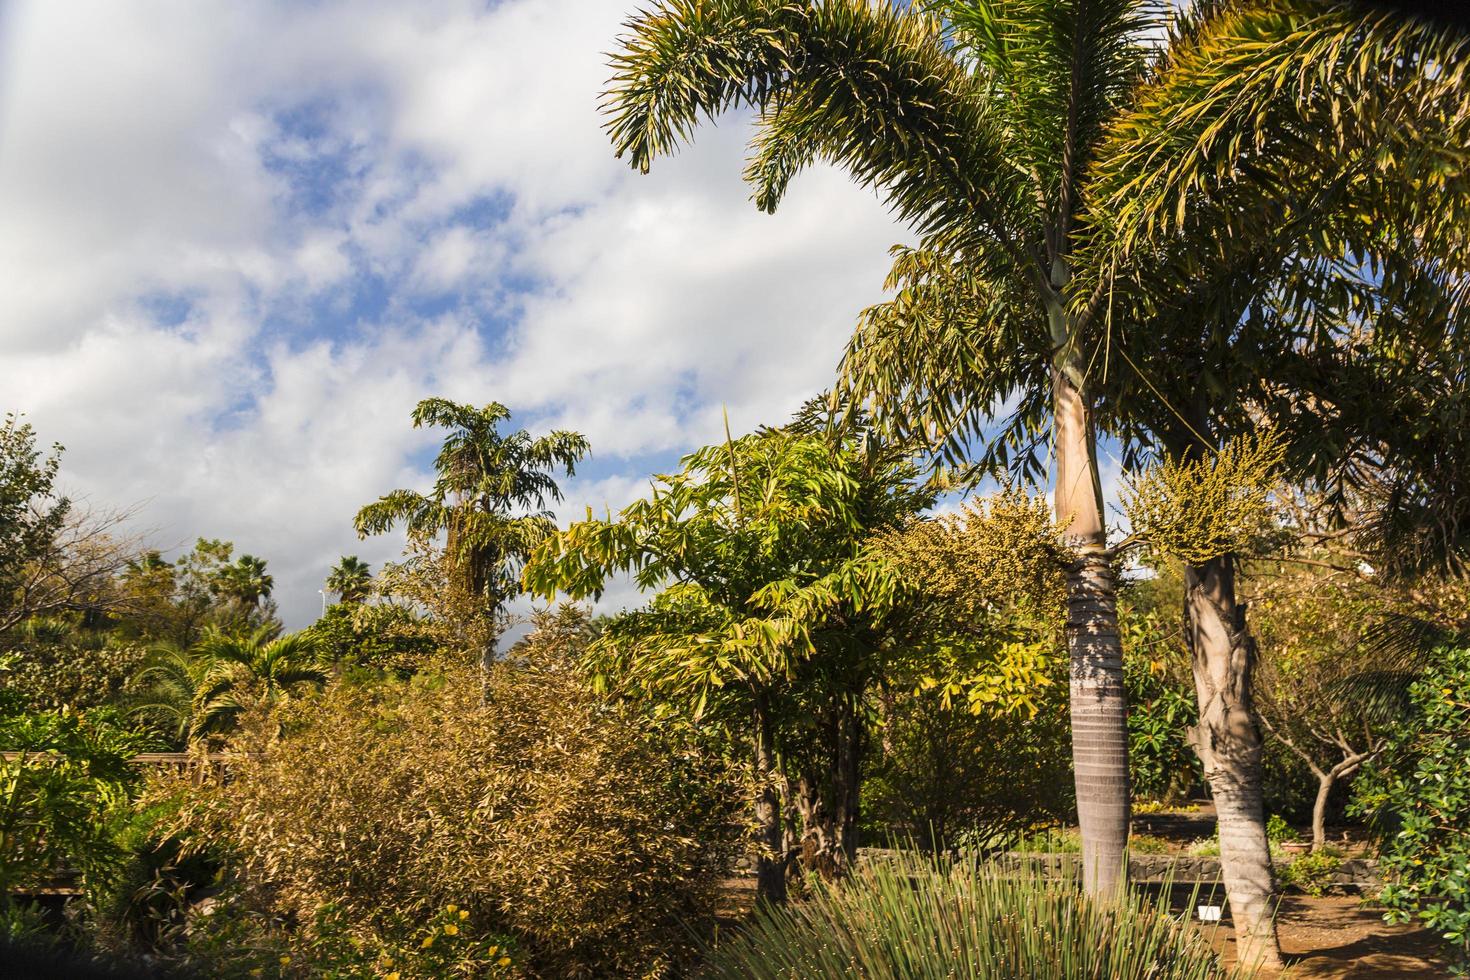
[[1353, 647, 1470, 971], [700, 850, 1241, 979], [1127, 832, 1174, 855], [1279, 852, 1342, 897], [1265, 813, 1301, 844]]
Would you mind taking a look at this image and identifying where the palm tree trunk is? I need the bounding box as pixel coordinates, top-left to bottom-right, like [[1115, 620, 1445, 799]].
[[1184, 554, 1282, 969], [1053, 366, 1130, 897]]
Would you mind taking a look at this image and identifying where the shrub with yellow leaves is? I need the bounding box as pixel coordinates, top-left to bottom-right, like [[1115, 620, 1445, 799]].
[[160, 609, 745, 978]]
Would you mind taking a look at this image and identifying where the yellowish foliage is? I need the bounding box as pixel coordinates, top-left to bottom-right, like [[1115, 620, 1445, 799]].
[[874, 490, 1068, 625], [1123, 432, 1287, 565], [161, 613, 744, 978]]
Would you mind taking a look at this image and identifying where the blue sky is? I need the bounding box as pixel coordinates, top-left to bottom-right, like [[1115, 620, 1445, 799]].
[[0, 0, 924, 626], [0, 0, 1131, 628]]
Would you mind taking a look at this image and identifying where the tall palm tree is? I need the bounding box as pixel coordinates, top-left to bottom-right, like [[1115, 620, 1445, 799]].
[[354, 399, 589, 664], [605, 0, 1148, 899], [604, 0, 1468, 959], [326, 556, 373, 605]]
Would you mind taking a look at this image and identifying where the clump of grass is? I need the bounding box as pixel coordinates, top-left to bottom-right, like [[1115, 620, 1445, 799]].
[[700, 850, 1245, 979]]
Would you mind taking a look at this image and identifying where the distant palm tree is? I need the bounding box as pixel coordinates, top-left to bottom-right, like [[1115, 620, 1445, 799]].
[[131, 626, 325, 744], [354, 398, 588, 661], [326, 556, 373, 605], [214, 555, 273, 608]]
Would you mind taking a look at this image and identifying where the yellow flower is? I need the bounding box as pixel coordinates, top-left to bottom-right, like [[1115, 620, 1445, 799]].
[[421, 934, 436, 948], [459, 909, 469, 920], [488, 945, 498, 956], [497, 957, 512, 968], [443, 923, 459, 936], [445, 903, 458, 914], [279, 956, 292, 966], [249, 971, 263, 978], [385, 974, 400, 980]]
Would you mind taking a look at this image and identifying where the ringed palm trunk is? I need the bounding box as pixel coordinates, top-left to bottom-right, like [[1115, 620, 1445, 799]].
[[1184, 554, 1282, 969], [1052, 364, 1130, 897]]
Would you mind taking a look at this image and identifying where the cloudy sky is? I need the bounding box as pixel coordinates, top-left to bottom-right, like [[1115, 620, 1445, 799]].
[[0, 0, 927, 626]]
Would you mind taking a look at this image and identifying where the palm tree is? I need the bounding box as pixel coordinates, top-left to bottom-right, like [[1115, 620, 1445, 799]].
[[213, 554, 273, 608], [354, 399, 589, 665], [326, 556, 373, 605], [604, 0, 1467, 958], [605, 0, 1148, 899], [131, 627, 325, 745]]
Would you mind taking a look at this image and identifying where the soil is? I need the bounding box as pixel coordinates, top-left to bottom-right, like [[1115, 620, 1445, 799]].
[[1215, 893, 1450, 978]]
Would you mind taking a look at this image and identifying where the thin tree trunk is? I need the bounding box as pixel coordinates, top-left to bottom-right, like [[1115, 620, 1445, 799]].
[[1184, 554, 1282, 969], [1052, 365, 1130, 897], [794, 696, 862, 879], [1313, 751, 1375, 851], [1311, 771, 1334, 852], [753, 694, 786, 904]]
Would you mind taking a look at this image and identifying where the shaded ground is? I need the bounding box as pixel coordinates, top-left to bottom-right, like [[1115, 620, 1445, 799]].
[[1214, 893, 1449, 978]]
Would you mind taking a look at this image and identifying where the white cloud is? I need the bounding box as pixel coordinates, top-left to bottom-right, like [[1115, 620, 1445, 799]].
[[0, 0, 911, 627]]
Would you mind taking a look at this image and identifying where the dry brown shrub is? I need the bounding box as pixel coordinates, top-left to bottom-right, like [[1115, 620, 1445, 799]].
[[169, 616, 744, 978]]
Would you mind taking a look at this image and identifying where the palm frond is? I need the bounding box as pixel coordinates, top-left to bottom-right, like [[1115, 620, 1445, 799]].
[[606, 0, 1041, 268]]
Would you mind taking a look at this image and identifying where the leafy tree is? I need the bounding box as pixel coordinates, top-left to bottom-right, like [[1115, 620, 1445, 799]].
[[304, 601, 438, 677], [355, 399, 588, 665], [603, 0, 1144, 897], [212, 554, 273, 610], [528, 413, 933, 900], [0, 416, 144, 638], [1353, 647, 1470, 971], [0, 615, 149, 716], [325, 555, 372, 605], [863, 682, 1074, 853], [0, 701, 141, 905], [116, 540, 281, 648], [0, 415, 68, 634]]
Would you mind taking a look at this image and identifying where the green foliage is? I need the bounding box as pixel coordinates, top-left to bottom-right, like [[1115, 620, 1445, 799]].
[[0, 617, 149, 715], [0, 415, 69, 631], [168, 620, 744, 978], [304, 602, 437, 677], [0, 705, 141, 902], [1265, 813, 1300, 844], [863, 684, 1073, 852], [117, 540, 282, 647], [1125, 658, 1200, 806], [699, 850, 1239, 979], [325, 555, 372, 605], [1353, 647, 1470, 969], [1279, 851, 1342, 898], [1118, 569, 1201, 804], [131, 627, 325, 746]]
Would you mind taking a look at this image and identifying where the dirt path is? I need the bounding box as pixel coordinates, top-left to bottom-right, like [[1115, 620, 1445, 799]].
[[1213, 894, 1449, 978]]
